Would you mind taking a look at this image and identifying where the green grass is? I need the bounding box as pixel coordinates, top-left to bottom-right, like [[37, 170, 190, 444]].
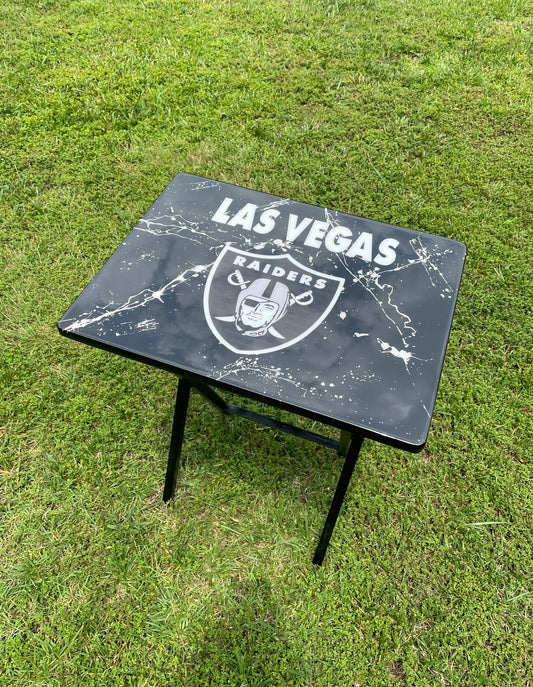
[[1, 0, 532, 684]]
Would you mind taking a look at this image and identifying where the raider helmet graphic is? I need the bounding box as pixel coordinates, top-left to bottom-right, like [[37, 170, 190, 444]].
[[204, 246, 345, 354], [234, 278, 291, 337]]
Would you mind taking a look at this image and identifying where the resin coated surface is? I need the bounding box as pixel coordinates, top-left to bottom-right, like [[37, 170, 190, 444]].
[[58, 173, 466, 449]]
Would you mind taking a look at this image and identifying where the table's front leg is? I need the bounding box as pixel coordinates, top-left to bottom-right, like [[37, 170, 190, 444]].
[[163, 377, 192, 502], [313, 433, 364, 566], [338, 430, 351, 457]]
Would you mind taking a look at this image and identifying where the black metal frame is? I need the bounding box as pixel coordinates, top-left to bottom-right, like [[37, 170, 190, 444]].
[[162, 377, 364, 565]]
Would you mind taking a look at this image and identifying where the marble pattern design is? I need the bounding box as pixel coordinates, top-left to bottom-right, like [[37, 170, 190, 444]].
[[58, 173, 466, 449]]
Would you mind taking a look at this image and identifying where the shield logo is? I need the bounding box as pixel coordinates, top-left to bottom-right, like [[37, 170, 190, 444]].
[[203, 245, 345, 354]]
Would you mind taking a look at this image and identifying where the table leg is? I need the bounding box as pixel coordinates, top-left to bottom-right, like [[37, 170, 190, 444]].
[[163, 377, 192, 502], [312, 433, 364, 566], [338, 429, 351, 457]]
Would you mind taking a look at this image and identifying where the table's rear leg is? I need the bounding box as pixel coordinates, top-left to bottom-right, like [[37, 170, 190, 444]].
[[313, 433, 364, 566], [163, 377, 192, 502]]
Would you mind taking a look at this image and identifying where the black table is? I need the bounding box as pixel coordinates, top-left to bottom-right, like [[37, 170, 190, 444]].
[[58, 173, 466, 564]]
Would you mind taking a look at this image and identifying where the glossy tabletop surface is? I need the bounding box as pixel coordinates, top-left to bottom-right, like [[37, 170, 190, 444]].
[[58, 173, 466, 450]]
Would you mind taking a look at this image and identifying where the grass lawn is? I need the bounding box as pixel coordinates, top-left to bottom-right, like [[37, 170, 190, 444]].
[[1, 0, 532, 684]]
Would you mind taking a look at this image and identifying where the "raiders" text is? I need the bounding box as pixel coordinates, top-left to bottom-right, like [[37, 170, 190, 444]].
[[232, 255, 327, 289]]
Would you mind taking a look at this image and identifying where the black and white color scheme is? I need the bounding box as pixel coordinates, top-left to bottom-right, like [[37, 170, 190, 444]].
[[58, 173, 466, 449], [204, 246, 345, 354]]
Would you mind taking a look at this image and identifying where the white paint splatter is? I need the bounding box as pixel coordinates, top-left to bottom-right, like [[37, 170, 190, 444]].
[[377, 339, 413, 364], [64, 263, 214, 331], [215, 357, 315, 395], [136, 319, 158, 332]]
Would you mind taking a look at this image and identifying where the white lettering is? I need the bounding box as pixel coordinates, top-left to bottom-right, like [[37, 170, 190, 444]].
[[304, 220, 329, 249], [229, 256, 334, 290], [227, 203, 257, 231], [212, 197, 234, 224], [346, 232, 373, 261], [374, 238, 399, 266], [217, 203, 400, 265], [286, 214, 313, 242], [253, 208, 280, 235], [324, 225, 353, 253]]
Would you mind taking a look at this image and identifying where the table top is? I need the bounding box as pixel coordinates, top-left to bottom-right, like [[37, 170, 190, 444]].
[[58, 173, 466, 450]]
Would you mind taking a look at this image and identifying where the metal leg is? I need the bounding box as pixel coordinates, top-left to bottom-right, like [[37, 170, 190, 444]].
[[312, 433, 364, 566], [163, 378, 191, 502], [163, 379, 363, 563], [193, 382, 231, 413], [338, 429, 351, 456], [193, 382, 341, 451]]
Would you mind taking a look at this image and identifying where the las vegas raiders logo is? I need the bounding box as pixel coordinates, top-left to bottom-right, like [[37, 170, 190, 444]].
[[203, 246, 345, 354]]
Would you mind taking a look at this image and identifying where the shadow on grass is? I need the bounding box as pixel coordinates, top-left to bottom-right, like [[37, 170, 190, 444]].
[[191, 575, 312, 685], [164, 387, 354, 547]]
